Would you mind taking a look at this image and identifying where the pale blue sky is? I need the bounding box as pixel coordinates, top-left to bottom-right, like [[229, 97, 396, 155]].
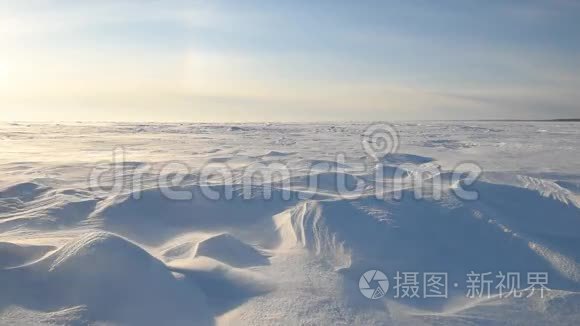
[[1, 0, 579, 121]]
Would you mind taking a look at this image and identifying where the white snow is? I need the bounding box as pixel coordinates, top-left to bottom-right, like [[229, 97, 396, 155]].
[[0, 121, 579, 325]]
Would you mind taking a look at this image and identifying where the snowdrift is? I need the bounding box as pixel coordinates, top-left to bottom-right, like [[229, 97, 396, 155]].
[[194, 233, 270, 268], [0, 232, 212, 325], [90, 185, 299, 245], [0, 242, 55, 268], [283, 179, 580, 309], [1, 121, 579, 324]]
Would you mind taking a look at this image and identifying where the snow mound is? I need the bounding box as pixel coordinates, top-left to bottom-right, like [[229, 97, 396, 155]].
[[0, 242, 55, 268], [92, 185, 297, 244], [44, 199, 99, 223], [0, 200, 100, 234], [283, 181, 580, 308], [41, 231, 164, 273], [194, 233, 270, 268], [0, 182, 50, 202], [169, 257, 273, 316], [12, 231, 213, 325], [162, 241, 196, 260]]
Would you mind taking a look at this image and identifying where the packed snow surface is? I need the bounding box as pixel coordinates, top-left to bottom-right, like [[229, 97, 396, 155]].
[[0, 121, 579, 325]]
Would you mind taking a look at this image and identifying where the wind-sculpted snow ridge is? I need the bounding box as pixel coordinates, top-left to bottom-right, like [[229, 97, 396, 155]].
[[0, 182, 99, 232], [161, 233, 271, 269], [0, 181, 50, 202], [89, 185, 300, 245], [194, 233, 270, 268], [517, 175, 580, 207], [283, 180, 580, 308], [0, 231, 213, 325], [0, 242, 55, 268]]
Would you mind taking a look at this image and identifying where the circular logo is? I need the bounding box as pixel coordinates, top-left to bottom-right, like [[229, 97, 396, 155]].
[[361, 123, 399, 161], [359, 269, 389, 300]]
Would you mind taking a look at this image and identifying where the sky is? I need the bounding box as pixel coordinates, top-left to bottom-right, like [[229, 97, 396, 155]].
[[1, 0, 579, 122]]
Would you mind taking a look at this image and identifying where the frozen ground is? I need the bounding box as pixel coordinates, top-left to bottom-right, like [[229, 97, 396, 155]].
[[0, 121, 579, 325]]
